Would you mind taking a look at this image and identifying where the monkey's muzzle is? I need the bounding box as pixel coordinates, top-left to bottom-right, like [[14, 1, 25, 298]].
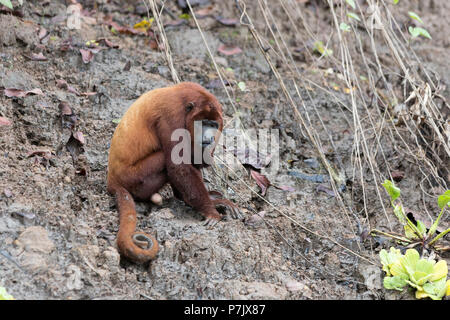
[[201, 119, 219, 147]]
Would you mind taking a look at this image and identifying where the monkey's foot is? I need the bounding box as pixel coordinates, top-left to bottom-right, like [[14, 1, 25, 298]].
[[212, 199, 243, 220], [202, 212, 222, 227]]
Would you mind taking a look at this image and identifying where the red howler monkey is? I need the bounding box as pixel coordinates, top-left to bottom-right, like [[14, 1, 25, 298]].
[[107, 82, 241, 264]]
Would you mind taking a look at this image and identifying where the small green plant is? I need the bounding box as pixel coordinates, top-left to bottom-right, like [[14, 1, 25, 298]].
[[346, 12, 361, 22], [179, 13, 191, 20], [371, 181, 449, 251], [340, 22, 351, 32], [380, 247, 450, 300], [409, 27, 432, 40], [345, 0, 356, 9], [406, 11, 432, 39], [0, 287, 14, 300], [0, 0, 13, 9], [237, 81, 247, 92], [313, 41, 333, 57]]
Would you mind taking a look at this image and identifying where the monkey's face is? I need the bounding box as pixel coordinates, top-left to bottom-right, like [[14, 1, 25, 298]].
[[184, 96, 223, 165]]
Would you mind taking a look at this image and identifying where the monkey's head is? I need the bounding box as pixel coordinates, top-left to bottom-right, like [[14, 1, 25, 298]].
[[175, 82, 224, 165]]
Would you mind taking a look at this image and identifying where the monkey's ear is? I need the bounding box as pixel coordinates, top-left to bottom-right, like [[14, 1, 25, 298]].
[[185, 102, 195, 113]]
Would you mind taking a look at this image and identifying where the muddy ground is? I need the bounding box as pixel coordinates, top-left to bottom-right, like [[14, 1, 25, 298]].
[[0, 0, 448, 300]]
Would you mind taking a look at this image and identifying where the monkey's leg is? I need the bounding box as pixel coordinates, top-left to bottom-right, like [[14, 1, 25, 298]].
[[123, 151, 168, 201]]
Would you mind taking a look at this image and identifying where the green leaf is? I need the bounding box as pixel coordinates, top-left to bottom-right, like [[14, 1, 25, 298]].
[[313, 41, 333, 57], [408, 11, 424, 24], [446, 279, 450, 296], [179, 13, 191, 20], [340, 22, 351, 32], [401, 249, 420, 278], [416, 220, 427, 236], [345, 0, 356, 9], [437, 190, 450, 209], [415, 289, 429, 299], [405, 279, 422, 291], [411, 271, 433, 286], [379, 249, 391, 275], [347, 12, 361, 21], [413, 259, 434, 286], [0, 0, 13, 9], [415, 259, 434, 274], [428, 192, 449, 238], [430, 260, 448, 281], [422, 278, 447, 300], [390, 260, 409, 279], [0, 286, 14, 300], [383, 276, 407, 291], [382, 180, 401, 202], [393, 0, 399, 4], [409, 27, 432, 39], [393, 204, 409, 225], [237, 81, 247, 92], [380, 247, 403, 276], [404, 224, 419, 240], [429, 228, 450, 246]]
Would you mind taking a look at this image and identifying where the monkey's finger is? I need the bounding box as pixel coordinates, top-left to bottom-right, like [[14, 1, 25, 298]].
[[222, 204, 242, 220], [202, 217, 220, 228], [231, 206, 243, 220]]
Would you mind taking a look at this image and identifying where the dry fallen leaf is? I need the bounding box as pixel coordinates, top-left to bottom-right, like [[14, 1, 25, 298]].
[[0, 117, 12, 126], [215, 17, 239, 27], [245, 211, 265, 227], [79, 49, 94, 64], [66, 134, 84, 162], [316, 184, 336, 197], [275, 185, 296, 192], [123, 60, 131, 71], [38, 27, 48, 41], [250, 170, 271, 196], [58, 101, 72, 116], [391, 170, 405, 182], [217, 44, 243, 56], [24, 52, 48, 61], [4, 88, 43, 98], [72, 131, 85, 145], [97, 38, 119, 48], [104, 17, 144, 35]]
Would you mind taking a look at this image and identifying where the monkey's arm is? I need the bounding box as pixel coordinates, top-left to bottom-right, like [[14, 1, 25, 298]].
[[168, 161, 222, 225], [158, 121, 222, 225]]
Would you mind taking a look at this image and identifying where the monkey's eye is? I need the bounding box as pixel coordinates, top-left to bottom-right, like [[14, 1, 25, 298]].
[[186, 102, 195, 113]]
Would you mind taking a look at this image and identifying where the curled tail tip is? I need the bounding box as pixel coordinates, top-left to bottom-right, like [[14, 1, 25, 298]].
[[117, 232, 159, 264]]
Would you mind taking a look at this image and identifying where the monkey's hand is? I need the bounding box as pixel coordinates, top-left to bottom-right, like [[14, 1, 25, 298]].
[[202, 211, 222, 227], [211, 198, 243, 220]]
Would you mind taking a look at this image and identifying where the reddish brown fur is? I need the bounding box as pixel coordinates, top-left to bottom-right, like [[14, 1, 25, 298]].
[[107, 82, 237, 264]]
